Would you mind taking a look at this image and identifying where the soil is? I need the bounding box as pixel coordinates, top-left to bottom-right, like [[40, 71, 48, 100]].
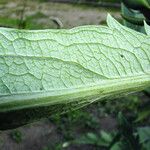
[[0, 0, 121, 28]]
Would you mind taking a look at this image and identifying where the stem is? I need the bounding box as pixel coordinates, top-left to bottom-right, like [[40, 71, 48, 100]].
[[18, 0, 27, 29]]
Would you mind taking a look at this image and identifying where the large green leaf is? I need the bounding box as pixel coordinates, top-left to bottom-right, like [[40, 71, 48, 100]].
[[0, 15, 150, 129]]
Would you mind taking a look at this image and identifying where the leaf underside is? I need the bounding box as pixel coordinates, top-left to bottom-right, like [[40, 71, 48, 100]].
[[0, 15, 150, 128], [144, 21, 150, 35]]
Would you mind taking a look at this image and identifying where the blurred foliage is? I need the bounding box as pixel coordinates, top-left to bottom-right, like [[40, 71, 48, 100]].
[[48, 91, 150, 149], [64, 113, 150, 150], [37, 0, 121, 3], [137, 127, 150, 150], [82, 0, 120, 2], [10, 130, 23, 143], [50, 110, 100, 140]]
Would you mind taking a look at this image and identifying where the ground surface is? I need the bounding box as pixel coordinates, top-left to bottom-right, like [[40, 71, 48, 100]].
[[0, 0, 120, 29]]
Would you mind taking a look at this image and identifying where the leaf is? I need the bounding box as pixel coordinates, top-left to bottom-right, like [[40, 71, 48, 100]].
[[110, 142, 122, 150], [86, 132, 98, 143], [137, 127, 150, 150], [135, 107, 150, 122], [137, 127, 150, 144], [74, 132, 111, 147], [73, 132, 98, 145], [100, 130, 113, 143], [144, 21, 150, 35], [0, 15, 150, 129]]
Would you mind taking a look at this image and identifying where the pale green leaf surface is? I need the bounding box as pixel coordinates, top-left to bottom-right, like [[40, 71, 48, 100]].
[[144, 21, 150, 35], [0, 15, 150, 113]]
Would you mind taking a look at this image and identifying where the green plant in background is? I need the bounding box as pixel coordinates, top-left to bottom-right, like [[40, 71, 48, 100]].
[[50, 109, 100, 141], [0, 14, 150, 130], [10, 129, 23, 143], [68, 113, 150, 150], [121, 0, 150, 33]]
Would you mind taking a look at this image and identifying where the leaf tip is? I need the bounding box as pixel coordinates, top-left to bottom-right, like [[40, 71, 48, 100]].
[[106, 13, 113, 26], [106, 14, 121, 30], [144, 21, 150, 35]]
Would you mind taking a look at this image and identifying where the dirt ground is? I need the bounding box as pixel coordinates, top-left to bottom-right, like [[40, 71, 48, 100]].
[[0, 1, 121, 150], [0, 1, 121, 28]]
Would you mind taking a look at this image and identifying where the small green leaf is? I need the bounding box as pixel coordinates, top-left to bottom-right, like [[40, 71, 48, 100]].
[[86, 132, 98, 142], [137, 127, 150, 150], [135, 107, 150, 122], [110, 142, 122, 150], [137, 127, 150, 144], [100, 130, 113, 143]]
